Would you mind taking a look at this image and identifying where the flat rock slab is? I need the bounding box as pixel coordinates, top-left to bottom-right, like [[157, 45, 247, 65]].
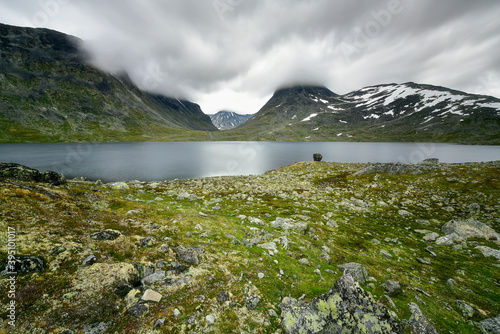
[[141, 289, 162, 303], [442, 219, 499, 241]]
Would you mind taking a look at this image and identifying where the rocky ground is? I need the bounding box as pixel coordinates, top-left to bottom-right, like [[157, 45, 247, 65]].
[[0, 160, 499, 333]]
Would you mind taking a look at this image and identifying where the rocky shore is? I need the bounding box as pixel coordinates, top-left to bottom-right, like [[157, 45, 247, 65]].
[[0, 160, 499, 333]]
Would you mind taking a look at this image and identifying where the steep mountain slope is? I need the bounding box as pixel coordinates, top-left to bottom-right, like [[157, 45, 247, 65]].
[[0, 23, 216, 143], [209, 110, 254, 130], [215, 83, 500, 144]]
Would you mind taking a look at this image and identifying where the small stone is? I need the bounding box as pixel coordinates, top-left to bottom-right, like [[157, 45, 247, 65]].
[[456, 300, 475, 319], [446, 278, 456, 287], [91, 230, 121, 241], [269, 309, 279, 317], [217, 290, 230, 304], [246, 294, 260, 310], [141, 289, 162, 303], [206, 314, 216, 325], [381, 280, 402, 296], [153, 318, 166, 329], [140, 237, 156, 247], [299, 258, 310, 266], [127, 303, 149, 317], [82, 254, 97, 266], [173, 309, 181, 317], [423, 232, 439, 242], [258, 273, 265, 279], [416, 257, 431, 265], [399, 210, 411, 217], [380, 249, 393, 260], [371, 238, 381, 245], [313, 269, 321, 275]]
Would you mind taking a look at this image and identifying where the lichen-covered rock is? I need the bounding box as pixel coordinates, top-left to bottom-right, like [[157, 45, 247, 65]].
[[279, 273, 402, 333], [174, 246, 204, 265], [0, 162, 65, 185], [456, 300, 475, 319], [271, 217, 308, 234], [127, 303, 149, 317], [406, 302, 439, 334], [336, 262, 369, 284], [479, 314, 500, 334], [91, 230, 121, 241], [442, 219, 499, 241], [2, 255, 45, 274], [83, 321, 113, 334], [246, 294, 261, 310]]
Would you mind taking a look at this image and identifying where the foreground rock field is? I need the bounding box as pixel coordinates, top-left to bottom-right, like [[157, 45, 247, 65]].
[[1, 160, 499, 333]]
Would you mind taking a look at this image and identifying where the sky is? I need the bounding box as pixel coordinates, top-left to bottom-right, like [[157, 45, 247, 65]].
[[1, 0, 500, 114]]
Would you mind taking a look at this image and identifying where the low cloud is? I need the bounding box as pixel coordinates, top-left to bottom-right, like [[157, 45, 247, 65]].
[[1, 0, 499, 114]]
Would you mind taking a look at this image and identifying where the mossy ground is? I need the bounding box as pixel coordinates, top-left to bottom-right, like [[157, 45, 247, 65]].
[[0, 161, 499, 333]]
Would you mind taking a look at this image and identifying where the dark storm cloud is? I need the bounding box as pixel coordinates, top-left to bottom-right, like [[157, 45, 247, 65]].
[[1, 0, 499, 113]]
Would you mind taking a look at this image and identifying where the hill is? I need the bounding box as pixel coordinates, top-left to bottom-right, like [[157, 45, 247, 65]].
[[0, 23, 216, 143]]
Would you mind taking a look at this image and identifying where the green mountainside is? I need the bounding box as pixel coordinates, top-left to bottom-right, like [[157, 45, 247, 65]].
[[214, 84, 500, 144], [0, 23, 216, 143]]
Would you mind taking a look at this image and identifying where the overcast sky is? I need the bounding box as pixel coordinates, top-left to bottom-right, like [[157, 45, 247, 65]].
[[1, 0, 500, 114]]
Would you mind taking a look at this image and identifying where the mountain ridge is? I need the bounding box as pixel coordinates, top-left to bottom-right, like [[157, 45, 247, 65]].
[[213, 82, 500, 144], [0, 23, 216, 143], [208, 110, 254, 130]]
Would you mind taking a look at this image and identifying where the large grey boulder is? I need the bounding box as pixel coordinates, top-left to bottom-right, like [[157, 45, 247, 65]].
[[442, 219, 499, 241], [479, 314, 500, 334], [279, 273, 402, 333]]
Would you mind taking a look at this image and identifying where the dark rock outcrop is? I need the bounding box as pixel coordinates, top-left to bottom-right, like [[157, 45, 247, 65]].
[[279, 273, 402, 333], [0, 162, 66, 185], [3, 256, 45, 274], [313, 153, 323, 162], [479, 314, 500, 334]]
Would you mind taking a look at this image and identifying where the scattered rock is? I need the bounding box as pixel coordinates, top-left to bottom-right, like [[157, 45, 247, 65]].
[[380, 249, 393, 260], [381, 280, 402, 296], [83, 321, 113, 334], [127, 303, 149, 317], [399, 209, 411, 217], [258, 273, 265, 279], [407, 302, 439, 334], [173, 309, 181, 317], [279, 273, 402, 333], [246, 294, 260, 310], [336, 262, 368, 284], [442, 219, 499, 241], [371, 238, 381, 245], [271, 217, 308, 234], [142, 271, 166, 285], [446, 278, 456, 287], [417, 257, 432, 265], [153, 318, 166, 329], [82, 255, 97, 266], [140, 237, 156, 248], [299, 258, 310, 266], [217, 290, 230, 304], [418, 158, 439, 165], [456, 300, 475, 319], [109, 182, 129, 190], [435, 233, 462, 246], [91, 230, 121, 241], [476, 246, 500, 261], [206, 314, 216, 325], [167, 262, 189, 274], [257, 242, 278, 252], [174, 246, 203, 265], [354, 162, 421, 176], [141, 289, 162, 303], [423, 232, 439, 242], [479, 314, 500, 334]]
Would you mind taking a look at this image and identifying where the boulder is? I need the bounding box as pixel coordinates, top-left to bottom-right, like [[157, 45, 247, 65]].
[[475, 246, 500, 261], [456, 300, 475, 319], [279, 273, 402, 333], [83, 321, 113, 334], [0, 162, 65, 185], [127, 303, 149, 317], [246, 294, 261, 310], [336, 262, 369, 284], [406, 302, 439, 334], [479, 314, 500, 334], [381, 280, 402, 297], [3, 255, 45, 274], [442, 219, 499, 241], [174, 246, 204, 265], [313, 153, 323, 162]]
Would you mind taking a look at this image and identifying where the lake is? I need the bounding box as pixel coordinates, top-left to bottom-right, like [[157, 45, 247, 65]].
[[1, 142, 499, 182]]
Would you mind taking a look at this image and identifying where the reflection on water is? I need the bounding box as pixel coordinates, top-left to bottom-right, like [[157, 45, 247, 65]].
[[0, 142, 499, 182]]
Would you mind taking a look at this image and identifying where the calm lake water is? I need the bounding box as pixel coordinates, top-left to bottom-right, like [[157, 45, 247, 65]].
[[1, 142, 499, 182]]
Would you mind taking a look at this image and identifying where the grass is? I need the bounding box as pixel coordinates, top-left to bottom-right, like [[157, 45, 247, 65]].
[[0, 161, 499, 333]]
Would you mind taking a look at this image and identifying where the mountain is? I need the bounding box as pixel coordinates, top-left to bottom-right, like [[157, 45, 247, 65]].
[[0, 23, 216, 143], [208, 110, 254, 130], [214, 83, 500, 144]]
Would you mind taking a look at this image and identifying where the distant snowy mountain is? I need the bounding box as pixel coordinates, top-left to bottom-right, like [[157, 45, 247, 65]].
[[209, 111, 254, 130], [221, 83, 500, 144]]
